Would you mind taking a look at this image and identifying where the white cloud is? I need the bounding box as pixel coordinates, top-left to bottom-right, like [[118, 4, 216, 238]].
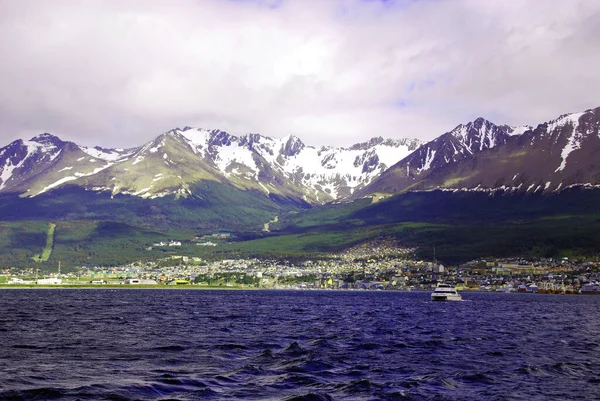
[[0, 0, 598, 148]]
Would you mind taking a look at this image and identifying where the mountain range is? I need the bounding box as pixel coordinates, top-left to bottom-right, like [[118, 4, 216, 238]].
[[359, 106, 600, 197], [0, 128, 422, 204], [3, 106, 598, 208], [2, 105, 600, 267]]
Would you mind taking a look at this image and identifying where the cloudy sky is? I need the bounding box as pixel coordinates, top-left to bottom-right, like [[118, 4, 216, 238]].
[[0, 0, 599, 148]]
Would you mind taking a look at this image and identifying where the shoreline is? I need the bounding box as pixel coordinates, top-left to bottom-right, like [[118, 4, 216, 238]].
[[0, 284, 252, 290], [0, 285, 586, 294]]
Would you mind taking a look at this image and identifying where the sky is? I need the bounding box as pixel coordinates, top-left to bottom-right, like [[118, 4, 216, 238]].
[[0, 0, 599, 149]]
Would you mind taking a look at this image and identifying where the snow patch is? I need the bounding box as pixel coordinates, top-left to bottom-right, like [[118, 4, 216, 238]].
[[419, 148, 437, 172], [0, 158, 25, 190], [132, 186, 153, 196], [178, 128, 212, 154], [509, 126, 531, 136], [38, 176, 78, 193], [80, 146, 133, 161], [258, 182, 270, 195], [554, 113, 585, 172], [49, 149, 62, 162], [216, 142, 257, 176], [37, 163, 115, 195]]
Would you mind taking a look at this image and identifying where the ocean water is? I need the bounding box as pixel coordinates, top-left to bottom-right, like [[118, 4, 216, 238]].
[[0, 289, 599, 401]]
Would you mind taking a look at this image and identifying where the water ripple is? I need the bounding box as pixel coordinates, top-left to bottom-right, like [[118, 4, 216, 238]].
[[0, 289, 599, 400]]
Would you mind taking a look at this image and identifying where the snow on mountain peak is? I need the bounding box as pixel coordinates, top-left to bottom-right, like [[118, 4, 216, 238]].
[[0, 125, 422, 201], [169, 128, 422, 200], [507, 125, 532, 136], [30, 133, 62, 145], [447, 118, 514, 153], [546, 112, 585, 134], [79, 145, 134, 161]]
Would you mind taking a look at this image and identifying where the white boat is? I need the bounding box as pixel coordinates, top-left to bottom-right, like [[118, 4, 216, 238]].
[[431, 283, 462, 301], [581, 282, 600, 295]]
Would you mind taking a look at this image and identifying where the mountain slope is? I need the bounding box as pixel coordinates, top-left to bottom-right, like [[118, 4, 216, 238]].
[[268, 184, 600, 264], [0, 133, 135, 195], [408, 107, 600, 193], [355, 118, 531, 197]]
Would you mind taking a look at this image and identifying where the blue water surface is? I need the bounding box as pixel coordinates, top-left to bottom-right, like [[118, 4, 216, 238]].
[[0, 289, 599, 400]]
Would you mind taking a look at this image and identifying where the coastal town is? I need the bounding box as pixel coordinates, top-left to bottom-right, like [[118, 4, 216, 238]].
[[2, 239, 599, 294]]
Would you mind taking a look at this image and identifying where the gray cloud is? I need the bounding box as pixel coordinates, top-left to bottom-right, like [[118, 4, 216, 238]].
[[0, 0, 599, 148]]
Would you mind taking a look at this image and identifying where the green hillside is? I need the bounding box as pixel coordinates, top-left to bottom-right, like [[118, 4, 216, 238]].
[[0, 220, 171, 270], [0, 178, 312, 271], [266, 188, 600, 264], [3, 188, 600, 269], [0, 181, 309, 232], [0, 221, 49, 264]]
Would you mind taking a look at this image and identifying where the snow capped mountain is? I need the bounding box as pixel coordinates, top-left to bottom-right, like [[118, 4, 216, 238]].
[[0, 132, 136, 196], [0, 134, 63, 191], [402, 117, 531, 174], [167, 128, 422, 202], [0, 128, 422, 203], [356, 117, 529, 196], [358, 106, 600, 197], [4, 105, 596, 205]]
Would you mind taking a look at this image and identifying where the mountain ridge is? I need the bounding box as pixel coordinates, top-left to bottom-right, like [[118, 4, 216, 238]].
[[2, 105, 599, 207], [402, 107, 600, 194], [0, 129, 423, 203], [355, 107, 600, 198]]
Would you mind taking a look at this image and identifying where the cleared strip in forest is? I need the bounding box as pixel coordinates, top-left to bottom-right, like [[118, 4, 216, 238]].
[[32, 223, 56, 262]]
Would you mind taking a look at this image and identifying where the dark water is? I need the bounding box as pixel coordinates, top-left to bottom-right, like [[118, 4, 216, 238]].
[[0, 290, 599, 401]]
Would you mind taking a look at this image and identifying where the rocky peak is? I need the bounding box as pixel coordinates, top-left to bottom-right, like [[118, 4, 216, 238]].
[[208, 130, 234, 147], [239, 133, 263, 149], [93, 145, 112, 153], [0, 139, 28, 161], [30, 133, 64, 147], [349, 136, 386, 151], [281, 135, 305, 157], [471, 117, 488, 129]]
